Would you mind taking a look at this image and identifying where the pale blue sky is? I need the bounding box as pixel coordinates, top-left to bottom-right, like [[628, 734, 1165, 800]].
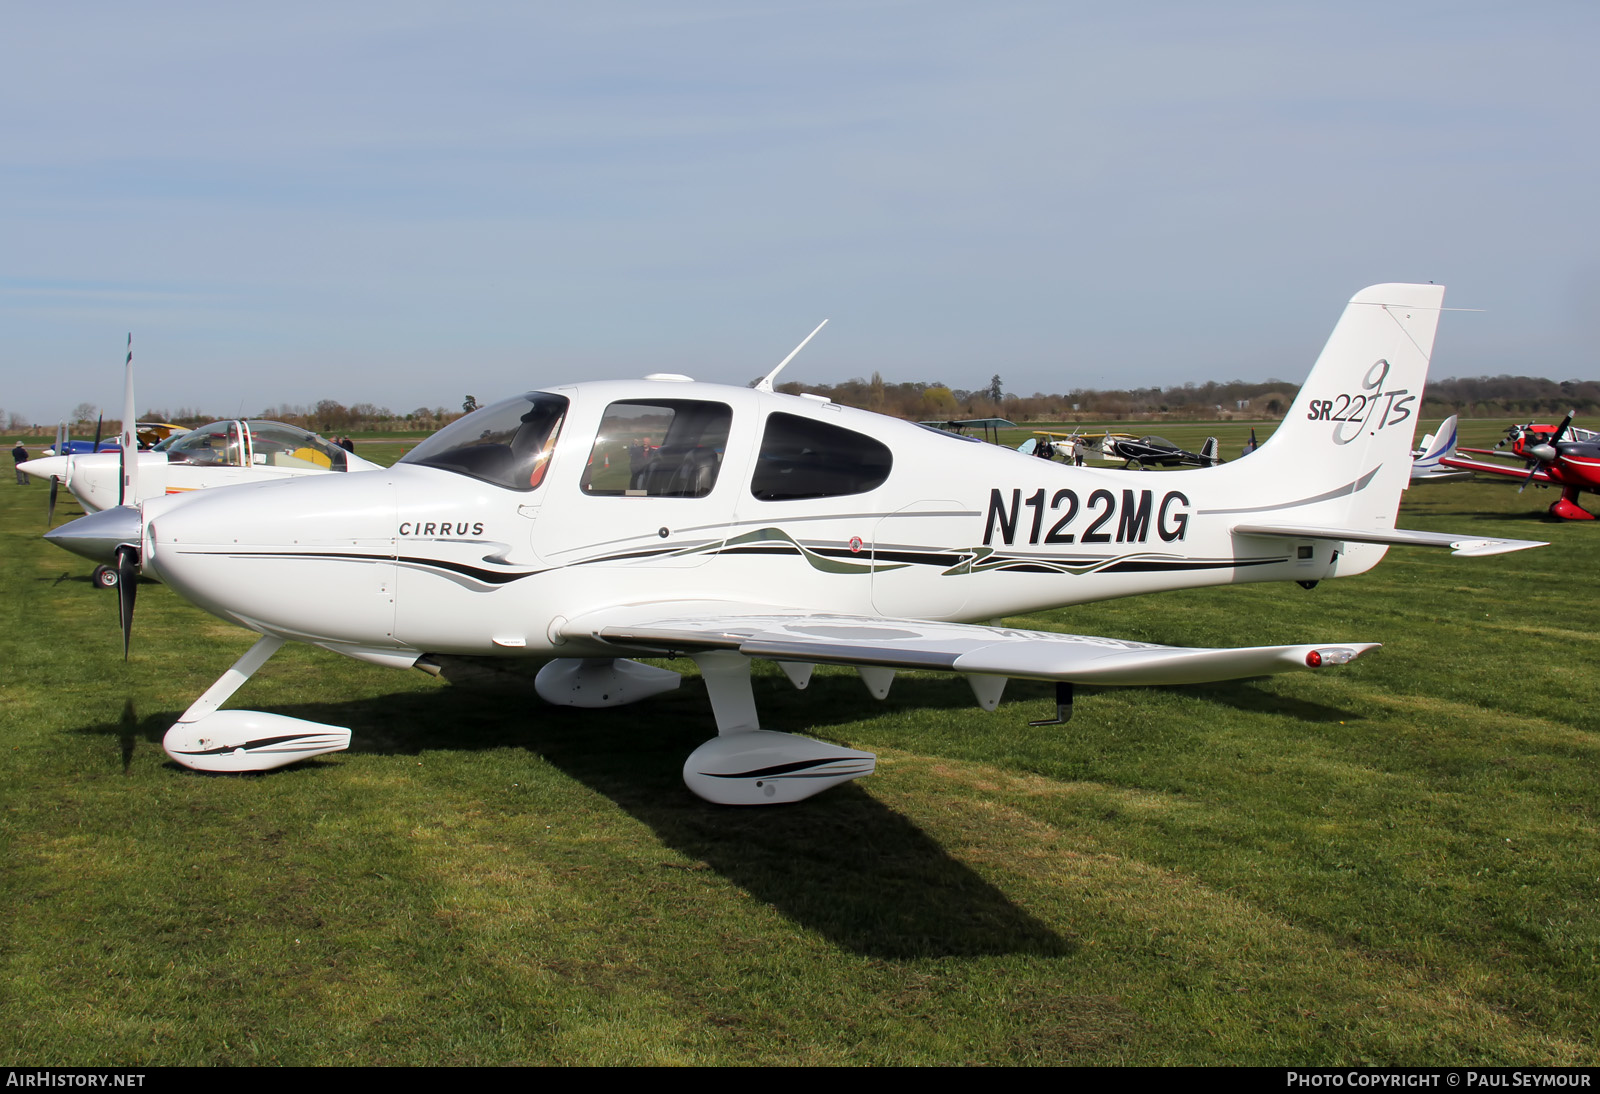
[[4, 2, 1597, 422]]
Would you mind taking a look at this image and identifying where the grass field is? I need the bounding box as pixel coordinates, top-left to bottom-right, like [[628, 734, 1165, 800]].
[[2, 419, 1597, 1065]]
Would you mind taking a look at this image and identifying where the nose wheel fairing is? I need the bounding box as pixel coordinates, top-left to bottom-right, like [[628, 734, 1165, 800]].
[[164, 710, 351, 772], [161, 635, 352, 772]]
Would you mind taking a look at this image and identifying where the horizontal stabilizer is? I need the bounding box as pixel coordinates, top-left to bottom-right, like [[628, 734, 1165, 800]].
[[566, 606, 1378, 688], [1232, 522, 1546, 557]]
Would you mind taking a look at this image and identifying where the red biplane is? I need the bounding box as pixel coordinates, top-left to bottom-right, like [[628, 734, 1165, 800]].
[[1440, 412, 1600, 520]]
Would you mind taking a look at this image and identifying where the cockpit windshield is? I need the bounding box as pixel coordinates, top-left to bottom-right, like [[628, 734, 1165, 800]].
[[399, 393, 569, 491], [158, 420, 350, 471], [160, 422, 245, 466]]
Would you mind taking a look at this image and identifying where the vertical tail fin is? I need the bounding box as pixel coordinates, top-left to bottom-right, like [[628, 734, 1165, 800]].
[[1247, 284, 1445, 530], [1418, 414, 1458, 461]]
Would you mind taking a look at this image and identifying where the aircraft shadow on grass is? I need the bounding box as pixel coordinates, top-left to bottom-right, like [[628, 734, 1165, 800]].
[[1409, 480, 1582, 523], [1176, 683, 1359, 724], [80, 674, 1074, 961]]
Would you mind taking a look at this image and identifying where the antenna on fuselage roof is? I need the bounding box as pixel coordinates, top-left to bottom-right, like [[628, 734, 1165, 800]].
[[754, 319, 828, 393]]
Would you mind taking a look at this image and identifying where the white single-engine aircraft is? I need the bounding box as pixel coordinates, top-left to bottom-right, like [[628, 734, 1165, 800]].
[[24, 417, 379, 517], [26, 344, 381, 587], [70, 284, 1544, 805]]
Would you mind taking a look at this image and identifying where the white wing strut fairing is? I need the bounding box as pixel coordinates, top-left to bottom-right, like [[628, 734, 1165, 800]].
[[60, 282, 1544, 804]]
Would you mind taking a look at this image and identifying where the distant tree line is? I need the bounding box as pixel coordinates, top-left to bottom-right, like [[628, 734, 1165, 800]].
[[769, 373, 1600, 423], [13, 374, 1598, 440], [1419, 376, 1600, 419], [768, 373, 1304, 422]]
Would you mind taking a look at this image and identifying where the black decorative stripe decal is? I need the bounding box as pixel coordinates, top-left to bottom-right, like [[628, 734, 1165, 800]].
[[198, 537, 1291, 587], [866, 549, 967, 566], [1197, 467, 1381, 516], [702, 758, 870, 779], [206, 550, 546, 586], [398, 556, 546, 584], [571, 547, 682, 565], [1101, 557, 1286, 573], [172, 733, 339, 757]]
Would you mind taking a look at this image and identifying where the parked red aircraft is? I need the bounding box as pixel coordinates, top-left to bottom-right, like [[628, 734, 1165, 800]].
[[1440, 412, 1600, 520]]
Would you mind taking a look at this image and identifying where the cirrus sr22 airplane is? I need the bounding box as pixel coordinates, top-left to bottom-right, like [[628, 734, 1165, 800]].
[[54, 283, 1544, 804]]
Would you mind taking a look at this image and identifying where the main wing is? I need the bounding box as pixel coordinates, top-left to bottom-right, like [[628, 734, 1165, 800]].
[[562, 604, 1376, 688], [1440, 454, 1554, 484]]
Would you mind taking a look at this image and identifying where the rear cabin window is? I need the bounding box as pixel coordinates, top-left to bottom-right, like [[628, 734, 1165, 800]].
[[581, 399, 732, 498], [750, 412, 893, 501]]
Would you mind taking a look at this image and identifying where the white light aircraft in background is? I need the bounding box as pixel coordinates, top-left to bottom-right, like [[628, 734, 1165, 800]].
[[25, 418, 378, 518], [60, 285, 1545, 805], [27, 343, 380, 587]]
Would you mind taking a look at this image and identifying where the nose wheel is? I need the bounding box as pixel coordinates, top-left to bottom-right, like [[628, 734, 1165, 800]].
[[92, 564, 119, 589]]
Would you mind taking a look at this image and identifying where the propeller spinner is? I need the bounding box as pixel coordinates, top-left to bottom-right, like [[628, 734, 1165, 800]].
[[1515, 410, 1574, 492]]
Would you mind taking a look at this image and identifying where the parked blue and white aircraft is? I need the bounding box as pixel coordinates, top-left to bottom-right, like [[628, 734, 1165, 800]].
[[1408, 415, 1471, 482], [56, 284, 1544, 804]]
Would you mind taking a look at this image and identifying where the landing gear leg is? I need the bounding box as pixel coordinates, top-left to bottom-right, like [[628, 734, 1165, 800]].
[[681, 650, 875, 805]]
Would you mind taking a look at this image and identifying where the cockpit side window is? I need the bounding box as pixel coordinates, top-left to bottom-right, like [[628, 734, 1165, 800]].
[[163, 421, 245, 467], [581, 400, 731, 498], [751, 412, 893, 501], [399, 393, 569, 492]]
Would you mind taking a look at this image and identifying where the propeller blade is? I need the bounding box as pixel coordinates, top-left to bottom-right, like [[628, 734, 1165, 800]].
[[119, 334, 139, 506], [93, 413, 104, 452], [46, 477, 59, 526], [1551, 410, 1575, 447], [116, 546, 137, 661]]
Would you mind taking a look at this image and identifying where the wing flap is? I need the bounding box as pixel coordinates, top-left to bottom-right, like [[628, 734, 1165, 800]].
[[1232, 522, 1546, 557], [567, 605, 1377, 687]]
